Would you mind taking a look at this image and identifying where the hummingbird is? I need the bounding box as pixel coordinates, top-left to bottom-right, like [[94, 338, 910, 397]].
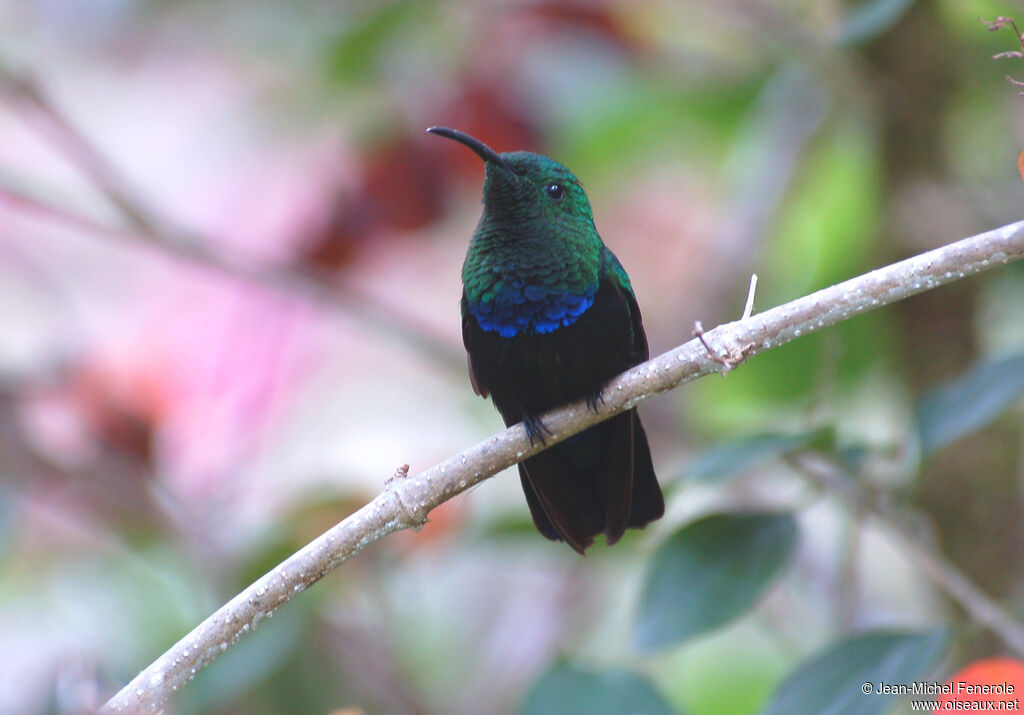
[[428, 126, 665, 553]]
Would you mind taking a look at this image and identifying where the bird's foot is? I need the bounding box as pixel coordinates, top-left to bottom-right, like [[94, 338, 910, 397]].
[[523, 413, 552, 446], [585, 388, 606, 414]]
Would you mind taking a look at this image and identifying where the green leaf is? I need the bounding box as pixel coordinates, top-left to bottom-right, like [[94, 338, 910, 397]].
[[521, 662, 677, 715], [917, 351, 1024, 457], [688, 432, 819, 483], [761, 629, 949, 715], [634, 512, 798, 651], [768, 121, 880, 297], [835, 0, 917, 46], [693, 122, 886, 432]]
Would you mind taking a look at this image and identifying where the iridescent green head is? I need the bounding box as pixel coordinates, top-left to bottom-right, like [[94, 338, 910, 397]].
[[427, 126, 595, 231], [428, 126, 604, 311]]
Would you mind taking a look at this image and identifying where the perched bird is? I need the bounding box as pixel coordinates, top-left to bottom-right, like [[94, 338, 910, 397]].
[[428, 126, 665, 553]]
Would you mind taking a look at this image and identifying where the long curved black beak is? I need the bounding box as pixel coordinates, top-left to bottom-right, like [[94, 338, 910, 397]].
[[427, 126, 514, 173]]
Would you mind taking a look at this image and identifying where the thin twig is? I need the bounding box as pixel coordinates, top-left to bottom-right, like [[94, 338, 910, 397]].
[[982, 16, 1024, 44], [982, 16, 1024, 93], [694, 320, 747, 374], [101, 219, 1024, 713], [0, 63, 463, 371], [0, 178, 463, 371], [742, 273, 758, 320], [835, 505, 863, 632], [788, 451, 1024, 656], [695, 275, 758, 373], [0, 62, 157, 232]]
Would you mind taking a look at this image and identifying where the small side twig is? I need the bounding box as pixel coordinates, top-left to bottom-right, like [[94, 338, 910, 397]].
[[385, 463, 427, 531], [694, 274, 759, 374], [741, 273, 758, 320], [0, 62, 157, 233], [982, 15, 1023, 40], [0, 65, 464, 373], [695, 321, 740, 374], [386, 463, 411, 483], [692, 323, 756, 374], [982, 16, 1024, 93]]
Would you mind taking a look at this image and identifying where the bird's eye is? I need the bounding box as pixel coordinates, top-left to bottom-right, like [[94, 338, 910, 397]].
[[545, 183, 565, 201]]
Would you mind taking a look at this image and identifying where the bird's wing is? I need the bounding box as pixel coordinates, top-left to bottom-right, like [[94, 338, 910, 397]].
[[603, 248, 649, 363], [460, 292, 489, 398]]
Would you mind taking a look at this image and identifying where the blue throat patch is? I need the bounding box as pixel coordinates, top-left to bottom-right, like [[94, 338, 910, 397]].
[[469, 282, 596, 338]]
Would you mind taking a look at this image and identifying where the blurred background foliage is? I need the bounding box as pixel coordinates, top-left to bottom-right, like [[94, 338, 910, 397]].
[[1, 0, 1024, 713]]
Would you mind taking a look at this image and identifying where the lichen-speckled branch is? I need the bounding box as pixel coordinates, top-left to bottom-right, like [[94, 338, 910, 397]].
[[101, 218, 1024, 713]]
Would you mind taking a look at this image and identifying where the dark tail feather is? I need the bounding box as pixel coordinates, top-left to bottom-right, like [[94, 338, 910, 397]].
[[518, 409, 664, 553], [518, 459, 593, 553], [602, 410, 636, 545], [625, 413, 664, 529]]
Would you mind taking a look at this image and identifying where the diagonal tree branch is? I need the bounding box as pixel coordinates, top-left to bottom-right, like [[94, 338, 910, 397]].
[[101, 219, 1024, 713], [0, 62, 160, 233], [787, 451, 1024, 657]]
